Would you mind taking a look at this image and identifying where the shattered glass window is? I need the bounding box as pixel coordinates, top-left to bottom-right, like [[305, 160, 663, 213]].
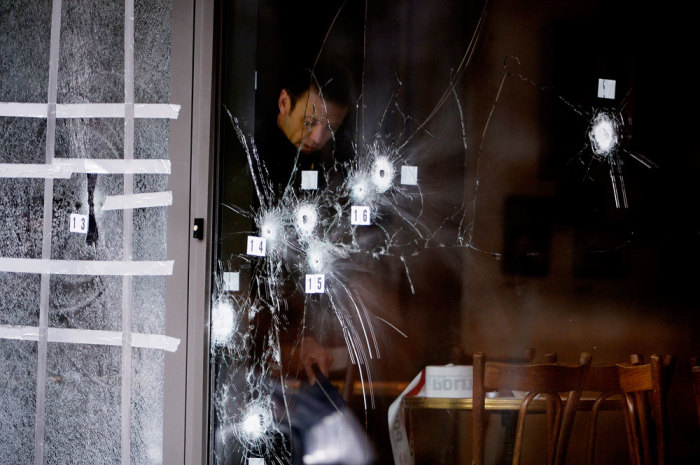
[[213, 1, 698, 464], [1, 0, 176, 464]]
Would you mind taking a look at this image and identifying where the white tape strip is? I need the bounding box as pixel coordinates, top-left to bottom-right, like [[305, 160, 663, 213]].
[[1, 159, 170, 178], [388, 371, 425, 465], [102, 191, 172, 211], [0, 103, 180, 119], [0, 103, 48, 117], [35, 0, 62, 460], [134, 104, 181, 119], [56, 103, 128, 118], [131, 333, 180, 352], [52, 158, 171, 174], [122, 4, 137, 463], [0, 163, 71, 179], [0, 257, 173, 275], [0, 325, 180, 352]]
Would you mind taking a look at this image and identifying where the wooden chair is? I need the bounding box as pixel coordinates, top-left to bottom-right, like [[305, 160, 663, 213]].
[[458, 347, 536, 365], [472, 352, 592, 465], [617, 354, 675, 465], [581, 363, 626, 465], [691, 357, 700, 427], [460, 348, 537, 464], [582, 354, 645, 465]]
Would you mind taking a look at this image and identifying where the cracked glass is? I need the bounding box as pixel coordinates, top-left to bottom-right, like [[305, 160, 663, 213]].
[[212, 1, 698, 464]]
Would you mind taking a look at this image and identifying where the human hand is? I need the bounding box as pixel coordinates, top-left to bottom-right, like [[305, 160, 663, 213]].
[[300, 336, 333, 385]]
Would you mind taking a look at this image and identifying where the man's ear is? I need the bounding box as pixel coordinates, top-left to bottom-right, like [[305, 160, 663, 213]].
[[278, 89, 292, 116]]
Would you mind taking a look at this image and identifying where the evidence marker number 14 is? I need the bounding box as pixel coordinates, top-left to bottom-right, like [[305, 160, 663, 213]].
[[246, 236, 267, 257]]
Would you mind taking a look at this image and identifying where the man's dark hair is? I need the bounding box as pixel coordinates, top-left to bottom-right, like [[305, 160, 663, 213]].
[[282, 58, 355, 110]]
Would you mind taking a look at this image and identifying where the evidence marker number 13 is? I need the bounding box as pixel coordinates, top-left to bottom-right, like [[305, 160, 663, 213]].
[[70, 214, 89, 234]]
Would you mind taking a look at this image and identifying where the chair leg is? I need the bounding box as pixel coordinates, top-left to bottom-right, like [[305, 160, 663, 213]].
[[622, 394, 642, 465], [501, 412, 517, 465]]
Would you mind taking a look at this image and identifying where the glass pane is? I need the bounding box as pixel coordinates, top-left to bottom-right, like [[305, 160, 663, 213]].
[[48, 173, 124, 332], [130, 348, 165, 465], [133, 199, 167, 334], [0, 118, 47, 164], [57, 0, 124, 103], [135, 119, 170, 160], [0, 339, 37, 464], [134, 0, 173, 104], [212, 1, 699, 464], [133, 194, 167, 259], [55, 119, 124, 160], [50, 174, 125, 260], [132, 276, 166, 334], [0, 178, 45, 259], [44, 343, 121, 465], [0, 2, 51, 102], [0, 273, 41, 326], [2, 0, 175, 464], [49, 275, 122, 332], [0, 177, 43, 326]]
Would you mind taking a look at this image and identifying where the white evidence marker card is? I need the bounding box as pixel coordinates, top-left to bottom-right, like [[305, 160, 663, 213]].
[[223, 272, 240, 292], [350, 206, 371, 225], [301, 170, 318, 190], [597, 78, 616, 99], [248, 459, 265, 465], [400, 165, 418, 185], [246, 236, 266, 257], [69, 214, 89, 234], [305, 274, 325, 294]]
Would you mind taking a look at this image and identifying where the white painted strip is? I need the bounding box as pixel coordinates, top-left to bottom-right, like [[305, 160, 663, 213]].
[[0, 257, 173, 275], [0, 102, 180, 119], [0, 163, 71, 179], [0, 325, 180, 352], [102, 191, 172, 210], [52, 158, 171, 174]]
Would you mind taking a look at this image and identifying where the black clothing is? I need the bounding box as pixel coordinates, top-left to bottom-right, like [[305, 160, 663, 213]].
[[254, 120, 323, 199], [251, 119, 323, 345]]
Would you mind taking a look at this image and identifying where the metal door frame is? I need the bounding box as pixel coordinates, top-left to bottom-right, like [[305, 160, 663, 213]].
[[163, 0, 216, 464]]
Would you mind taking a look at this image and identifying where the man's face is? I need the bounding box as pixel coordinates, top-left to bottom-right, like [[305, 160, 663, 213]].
[[277, 88, 348, 154]]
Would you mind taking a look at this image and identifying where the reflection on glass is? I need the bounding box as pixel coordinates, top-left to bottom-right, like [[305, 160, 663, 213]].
[[213, 1, 698, 464]]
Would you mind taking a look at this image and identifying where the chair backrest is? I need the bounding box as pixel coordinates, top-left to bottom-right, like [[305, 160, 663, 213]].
[[582, 354, 644, 465], [582, 364, 622, 465], [690, 357, 700, 428], [616, 354, 675, 465], [472, 352, 592, 465], [460, 347, 536, 365]]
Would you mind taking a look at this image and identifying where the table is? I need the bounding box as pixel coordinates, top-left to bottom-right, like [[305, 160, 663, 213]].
[[402, 393, 622, 465], [403, 394, 622, 411]]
